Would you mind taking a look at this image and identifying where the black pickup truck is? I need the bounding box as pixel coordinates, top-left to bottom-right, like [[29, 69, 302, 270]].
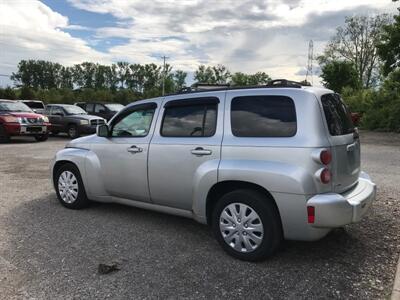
[[45, 104, 106, 139], [75, 102, 124, 121]]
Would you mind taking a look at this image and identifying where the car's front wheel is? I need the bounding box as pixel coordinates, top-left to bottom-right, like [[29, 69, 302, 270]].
[[67, 125, 80, 139], [212, 189, 282, 261], [54, 163, 89, 209]]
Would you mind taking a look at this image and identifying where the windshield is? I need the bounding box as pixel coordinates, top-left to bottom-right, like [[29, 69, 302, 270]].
[[105, 103, 124, 112], [23, 101, 44, 109], [63, 105, 87, 115], [0, 101, 33, 112]]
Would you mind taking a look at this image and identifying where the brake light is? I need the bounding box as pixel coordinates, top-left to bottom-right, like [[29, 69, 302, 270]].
[[320, 168, 331, 184], [307, 206, 315, 224], [320, 150, 332, 165]]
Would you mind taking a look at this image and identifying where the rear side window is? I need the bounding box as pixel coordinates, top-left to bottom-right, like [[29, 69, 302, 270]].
[[231, 96, 297, 137], [161, 99, 217, 137], [86, 103, 94, 112], [321, 94, 354, 136]]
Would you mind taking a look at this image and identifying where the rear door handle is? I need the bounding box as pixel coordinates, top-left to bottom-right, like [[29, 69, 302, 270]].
[[127, 145, 143, 153], [191, 147, 212, 156], [347, 143, 356, 152]]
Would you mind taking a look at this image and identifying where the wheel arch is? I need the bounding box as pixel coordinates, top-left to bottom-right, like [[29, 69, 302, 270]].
[[52, 160, 80, 186], [205, 180, 282, 228]]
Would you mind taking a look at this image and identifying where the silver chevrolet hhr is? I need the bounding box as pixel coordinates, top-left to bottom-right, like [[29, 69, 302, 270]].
[[50, 80, 376, 261]]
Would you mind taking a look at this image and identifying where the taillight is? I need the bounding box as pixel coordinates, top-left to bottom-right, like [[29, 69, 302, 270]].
[[320, 150, 332, 165], [307, 206, 315, 224], [320, 168, 331, 184]]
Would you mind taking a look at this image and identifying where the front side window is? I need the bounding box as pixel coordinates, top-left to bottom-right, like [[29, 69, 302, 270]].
[[86, 103, 94, 112], [231, 96, 297, 137], [321, 94, 354, 136], [95, 104, 106, 113], [161, 100, 217, 137], [111, 108, 155, 137], [51, 106, 64, 115]]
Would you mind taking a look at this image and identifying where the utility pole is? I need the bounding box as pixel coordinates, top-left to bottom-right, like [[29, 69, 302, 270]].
[[161, 55, 169, 96], [305, 40, 314, 85]]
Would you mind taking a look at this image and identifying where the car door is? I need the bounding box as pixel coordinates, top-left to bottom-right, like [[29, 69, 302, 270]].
[[48, 106, 65, 132], [148, 92, 224, 210], [94, 104, 107, 119], [90, 102, 159, 202]]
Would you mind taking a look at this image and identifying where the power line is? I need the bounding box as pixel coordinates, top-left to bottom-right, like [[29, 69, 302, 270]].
[[161, 55, 169, 96], [0, 74, 11, 77]]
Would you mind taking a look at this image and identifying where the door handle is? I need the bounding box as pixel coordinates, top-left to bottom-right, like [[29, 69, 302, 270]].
[[347, 143, 356, 152], [191, 147, 212, 156], [127, 145, 143, 153]]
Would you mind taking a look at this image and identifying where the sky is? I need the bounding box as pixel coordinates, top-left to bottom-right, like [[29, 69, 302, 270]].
[[0, 0, 398, 87]]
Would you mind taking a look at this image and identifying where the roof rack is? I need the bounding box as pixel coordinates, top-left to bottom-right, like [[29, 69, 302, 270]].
[[174, 79, 309, 95]]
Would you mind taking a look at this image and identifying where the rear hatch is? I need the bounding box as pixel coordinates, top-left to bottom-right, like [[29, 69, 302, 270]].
[[321, 93, 360, 193]]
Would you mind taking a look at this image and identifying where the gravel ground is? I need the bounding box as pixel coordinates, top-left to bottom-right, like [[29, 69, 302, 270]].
[[0, 131, 399, 299]]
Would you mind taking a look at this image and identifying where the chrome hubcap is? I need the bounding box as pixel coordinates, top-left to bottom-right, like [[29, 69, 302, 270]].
[[58, 171, 78, 203], [219, 203, 264, 253]]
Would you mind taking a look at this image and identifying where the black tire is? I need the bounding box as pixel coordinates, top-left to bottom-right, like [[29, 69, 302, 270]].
[[0, 124, 10, 143], [211, 189, 282, 261], [34, 133, 48, 142], [54, 163, 90, 209], [67, 124, 80, 139], [51, 131, 59, 136]]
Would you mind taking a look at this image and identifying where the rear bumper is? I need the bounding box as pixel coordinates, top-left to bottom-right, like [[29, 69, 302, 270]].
[[307, 171, 376, 228]]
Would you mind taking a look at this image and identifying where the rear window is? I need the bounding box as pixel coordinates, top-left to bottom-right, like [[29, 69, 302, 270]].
[[23, 101, 44, 109], [231, 96, 297, 137], [321, 94, 354, 136], [161, 100, 217, 137]]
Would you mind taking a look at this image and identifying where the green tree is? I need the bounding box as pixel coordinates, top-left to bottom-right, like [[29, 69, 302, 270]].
[[319, 15, 390, 88], [320, 60, 361, 92], [3, 87, 17, 100], [194, 65, 217, 84], [377, 13, 400, 76], [173, 70, 187, 91], [19, 86, 36, 99]]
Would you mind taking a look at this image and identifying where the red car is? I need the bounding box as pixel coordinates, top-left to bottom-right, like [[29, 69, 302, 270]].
[[0, 99, 50, 142]]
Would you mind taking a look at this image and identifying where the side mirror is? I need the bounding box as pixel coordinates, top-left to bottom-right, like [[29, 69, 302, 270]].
[[97, 124, 109, 137]]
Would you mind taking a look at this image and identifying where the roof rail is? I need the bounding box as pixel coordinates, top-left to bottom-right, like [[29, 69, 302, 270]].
[[174, 79, 309, 95]]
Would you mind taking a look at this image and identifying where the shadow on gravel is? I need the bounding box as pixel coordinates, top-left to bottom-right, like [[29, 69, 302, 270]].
[[2, 193, 398, 299]]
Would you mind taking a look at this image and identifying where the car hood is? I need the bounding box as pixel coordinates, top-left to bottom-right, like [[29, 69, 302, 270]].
[[7, 112, 45, 118], [69, 114, 103, 120]]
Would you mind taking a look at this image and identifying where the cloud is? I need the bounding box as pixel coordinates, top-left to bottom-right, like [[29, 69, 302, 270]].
[[0, 0, 109, 86]]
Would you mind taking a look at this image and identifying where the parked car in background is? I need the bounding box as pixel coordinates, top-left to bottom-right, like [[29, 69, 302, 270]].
[[0, 99, 50, 142], [45, 104, 105, 139], [19, 100, 46, 114], [50, 80, 376, 261], [75, 102, 124, 121]]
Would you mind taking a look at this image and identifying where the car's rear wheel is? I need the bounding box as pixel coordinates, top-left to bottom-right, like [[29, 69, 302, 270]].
[[212, 189, 282, 261], [55, 163, 89, 209], [67, 125, 79, 139], [0, 124, 10, 143], [35, 133, 48, 142]]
